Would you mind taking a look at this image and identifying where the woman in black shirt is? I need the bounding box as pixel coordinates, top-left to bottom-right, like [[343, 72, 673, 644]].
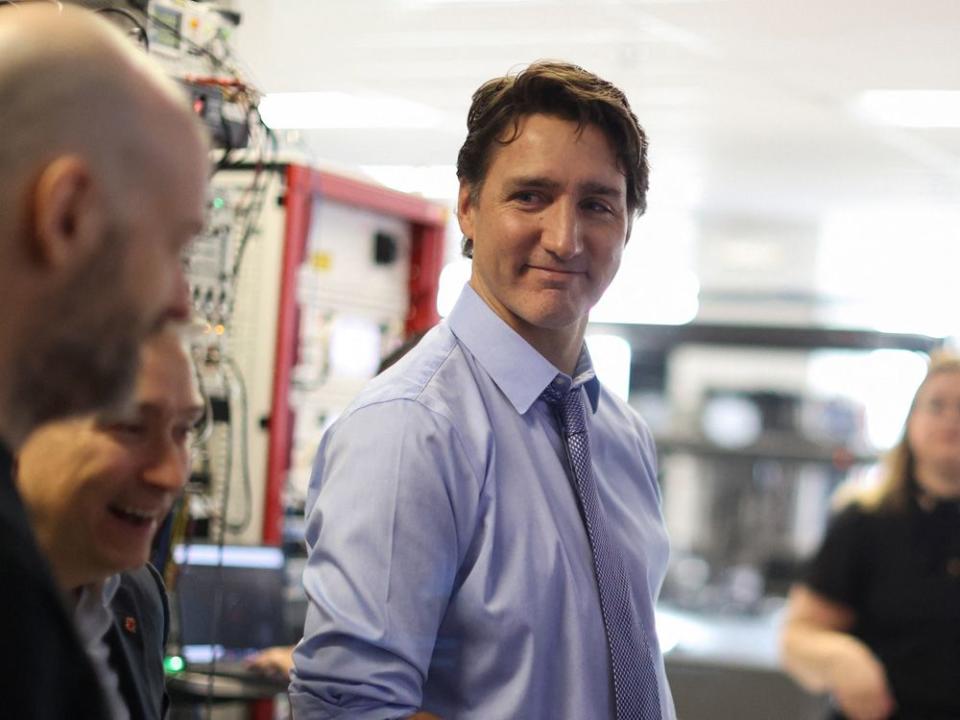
[[780, 353, 960, 720]]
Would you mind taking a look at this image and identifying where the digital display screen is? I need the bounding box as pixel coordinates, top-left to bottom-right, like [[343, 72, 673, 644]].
[[174, 545, 286, 660], [152, 6, 183, 51]]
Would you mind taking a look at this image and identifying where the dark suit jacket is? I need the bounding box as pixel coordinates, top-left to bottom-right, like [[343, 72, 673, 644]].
[[107, 565, 171, 720], [0, 443, 109, 718]]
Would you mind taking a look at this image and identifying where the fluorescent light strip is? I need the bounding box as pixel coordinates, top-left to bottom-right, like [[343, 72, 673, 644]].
[[173, 543, 284, 568], [259, 91, 445, 130]]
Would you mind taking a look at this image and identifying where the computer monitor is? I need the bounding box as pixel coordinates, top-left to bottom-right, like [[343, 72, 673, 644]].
[[173, 544, 286, 664]]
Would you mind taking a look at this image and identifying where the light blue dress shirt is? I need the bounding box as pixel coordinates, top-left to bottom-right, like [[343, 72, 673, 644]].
[[290, 284, 675, 720]]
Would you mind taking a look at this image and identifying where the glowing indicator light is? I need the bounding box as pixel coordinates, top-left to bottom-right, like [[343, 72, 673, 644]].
[[212, 197, 225, 210], [214, 324, 225, 335], [163, 655, 185, 674]]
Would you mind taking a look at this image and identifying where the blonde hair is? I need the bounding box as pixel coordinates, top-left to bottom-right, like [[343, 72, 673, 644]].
[[857, 351, 960, 512]]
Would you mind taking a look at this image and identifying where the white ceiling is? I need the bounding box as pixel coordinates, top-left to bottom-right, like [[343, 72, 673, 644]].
[[230, 0, 960, 333]]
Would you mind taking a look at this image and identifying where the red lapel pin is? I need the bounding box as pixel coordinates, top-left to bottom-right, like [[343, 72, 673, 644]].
[[124, 616, 137, 634]]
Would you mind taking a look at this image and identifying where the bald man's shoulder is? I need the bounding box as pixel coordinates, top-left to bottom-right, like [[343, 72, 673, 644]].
[[1, 444, 110, 717]]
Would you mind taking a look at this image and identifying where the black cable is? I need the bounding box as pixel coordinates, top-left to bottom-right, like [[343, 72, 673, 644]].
[[223, 354, 252, 533], [218, 158, 275, 324], [228, 166, 268, 279], [95, 6, 149, 50], [215, 365, 234, 541], [227, 104, 281, 282]]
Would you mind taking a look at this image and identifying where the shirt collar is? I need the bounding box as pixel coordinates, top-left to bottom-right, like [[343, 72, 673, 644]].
[[447, 283, 600, 415], [72, 574, 121, 649], [572, 347, 601, 412]]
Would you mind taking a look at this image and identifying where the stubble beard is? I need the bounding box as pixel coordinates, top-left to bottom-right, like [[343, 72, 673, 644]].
[[11, 225, 146, 436]]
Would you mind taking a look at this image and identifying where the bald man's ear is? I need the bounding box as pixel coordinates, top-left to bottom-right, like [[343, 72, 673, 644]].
[[29, 156, 106, 268]]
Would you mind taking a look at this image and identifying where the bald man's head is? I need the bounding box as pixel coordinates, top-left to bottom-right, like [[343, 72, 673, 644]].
[[0, 4, 209, 448], [0, 4, 206, 223]]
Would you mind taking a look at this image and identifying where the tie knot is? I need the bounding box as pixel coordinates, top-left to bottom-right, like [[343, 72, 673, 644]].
[[541, 377, 587, 434], [540, 375, 571, 406]]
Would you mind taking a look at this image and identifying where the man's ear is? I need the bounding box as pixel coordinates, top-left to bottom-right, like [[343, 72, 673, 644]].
[[29, 155, 104, 268], [456, 181, 476, 241]]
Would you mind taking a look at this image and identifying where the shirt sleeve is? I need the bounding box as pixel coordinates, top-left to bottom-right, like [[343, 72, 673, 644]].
[[289, 398, 481, 719], [802, 504, 870, 610]]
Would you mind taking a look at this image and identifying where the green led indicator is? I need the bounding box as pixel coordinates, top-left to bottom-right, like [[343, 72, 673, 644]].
[[212, 197, 225, 210], [163, 655, 185, 674]]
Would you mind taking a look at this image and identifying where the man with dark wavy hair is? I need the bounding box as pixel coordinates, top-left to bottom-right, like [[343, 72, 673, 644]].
[[292, 61, 675, 720]]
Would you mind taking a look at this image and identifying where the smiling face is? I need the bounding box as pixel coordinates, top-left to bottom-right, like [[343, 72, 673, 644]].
[[458, 113, 630, 367], [907, 369, 960, 498], [16, 329, 203, 590]]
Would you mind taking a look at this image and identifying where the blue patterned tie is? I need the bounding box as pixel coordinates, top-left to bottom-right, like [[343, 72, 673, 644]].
[[542, 378, 662, 720]]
